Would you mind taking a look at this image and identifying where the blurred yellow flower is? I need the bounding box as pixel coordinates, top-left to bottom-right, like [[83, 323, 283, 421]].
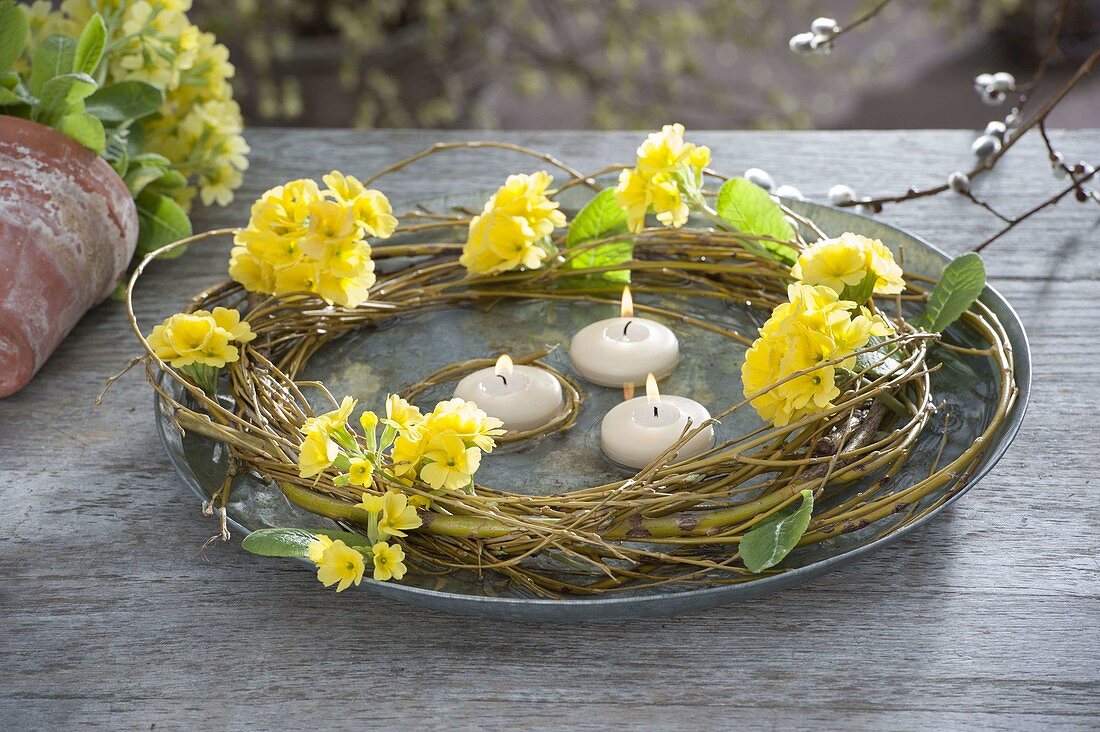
[[742, 283, 893, 427], [378, 492, 423, 538], [371, 541, 408, 581], [615, 123, 709, 233], [147, 307, 254, 368], [315, 539, 366, 592], [791, 233, 905, 297], [46, 0, 249, 210], [460, 172, 566, 276], [230, 175, 392, 308]]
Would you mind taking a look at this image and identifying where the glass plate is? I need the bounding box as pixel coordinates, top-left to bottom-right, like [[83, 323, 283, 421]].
[[156, 196, 1030, 620]]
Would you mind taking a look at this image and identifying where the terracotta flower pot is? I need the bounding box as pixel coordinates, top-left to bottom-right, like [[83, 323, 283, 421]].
[[0, 116, 139, 398]]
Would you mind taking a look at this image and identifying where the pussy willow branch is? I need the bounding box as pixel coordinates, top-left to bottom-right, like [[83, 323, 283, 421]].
[[974, 166, 1098, 251], [827, 0, 1098, 251], [829, 0, 894, 43], [839, 44, 1099, 209]]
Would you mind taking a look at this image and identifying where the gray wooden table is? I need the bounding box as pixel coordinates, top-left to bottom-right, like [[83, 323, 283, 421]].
[[2, 130, 1098, 730]]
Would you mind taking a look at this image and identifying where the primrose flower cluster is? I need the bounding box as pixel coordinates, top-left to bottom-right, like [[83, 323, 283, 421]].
[[29, 0, 249, 209], [742, 234, 903, 427], [147, 306, 254, 395], [460, 171, 567, 276], [292, 393, 503, 590], [229, 172, 397, 308], [791, 232, 905, 297], [303, 490, 423, 591], [615, 123, 711, 233]]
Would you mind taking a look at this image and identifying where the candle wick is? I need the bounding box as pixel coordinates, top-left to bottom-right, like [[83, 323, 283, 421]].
[[497, 374, 508, 387], [653, 405, 659, 418], [623, 320, 632, 337]]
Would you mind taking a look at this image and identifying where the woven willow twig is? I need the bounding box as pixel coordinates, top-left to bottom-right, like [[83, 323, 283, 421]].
[[125, 145, 1017, 598]]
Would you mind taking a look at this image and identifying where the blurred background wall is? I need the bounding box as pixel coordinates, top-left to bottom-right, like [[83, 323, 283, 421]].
[[189, 0, 1100, 130]]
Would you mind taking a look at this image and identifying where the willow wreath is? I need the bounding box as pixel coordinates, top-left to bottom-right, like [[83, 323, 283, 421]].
[[122, 127, 1017, 598]]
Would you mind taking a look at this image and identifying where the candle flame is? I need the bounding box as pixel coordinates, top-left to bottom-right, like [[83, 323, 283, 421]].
[[495, 354, 514, 378], [645, 373, 661, 405], [620, 286, 634, 319]]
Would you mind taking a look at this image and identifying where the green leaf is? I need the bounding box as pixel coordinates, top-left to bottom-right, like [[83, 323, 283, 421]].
[[148, 168, 187, 189], [739, 489, 814, 573], [0, 85, 20, 105], [241, 528, 371, 558], [567, 188, 628, 246], [29, 35, 75, 96], [914, 253, 986, 333], [125, 165, 174, 197], [35, 72, 97, 123], [56, 112, 105, 153], [73, 13, 106, 76], [0, 0, 29, 72], [85, 80, 164, 122], [135, 189, 192, 258], [854, 334, 901, 379], [715, 178, 799, 265], [564, 188, 633, 282]]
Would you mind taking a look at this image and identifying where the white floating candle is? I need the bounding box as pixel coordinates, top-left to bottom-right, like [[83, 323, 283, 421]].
[[453, 354, 564, 432], [600, 374, 715, 469], [569, 286, 680, 387]]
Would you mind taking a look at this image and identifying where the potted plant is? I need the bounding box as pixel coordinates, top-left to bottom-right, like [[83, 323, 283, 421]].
[[0, 0, 247, 397]]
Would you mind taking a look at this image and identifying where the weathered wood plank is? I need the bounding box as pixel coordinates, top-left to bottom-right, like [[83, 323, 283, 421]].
[[1, 130, 1097, 730]]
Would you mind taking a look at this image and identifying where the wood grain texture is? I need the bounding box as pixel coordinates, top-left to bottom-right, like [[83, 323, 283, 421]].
[[1, 130, 1098, 731]]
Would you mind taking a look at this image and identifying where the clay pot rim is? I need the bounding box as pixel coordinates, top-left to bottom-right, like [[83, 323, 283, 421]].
[[0, 115, 135, 212]]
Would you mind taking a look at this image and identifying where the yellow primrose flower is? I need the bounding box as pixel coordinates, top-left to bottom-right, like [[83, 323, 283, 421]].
[[371, 541, 408, 582], [300, 199, 360, 260], [791, 233, 906, 297], [615, 123, 709, 233], [306, 534, 333, 565], [420, 434, 482, 492], [315, 539, 366, 592], [229, 175, 392, 308], [378, 492, 423, 539], [303, 396, 358, 436], [297, 425, 339, 478], [357, 493, 385, 514], [360, 411, 379, 432], [614, 169, 651, 234], [742, 283, 888, 426], [390, 432, 426, 477], [348, 458, 374, 487], [382, 395, 423, 433], [460, 172, 566, 276], [648, 173, 690, 229], [147, 308, 252, 368], [420, 398, 505, 453], [322, 171, 398, 239]]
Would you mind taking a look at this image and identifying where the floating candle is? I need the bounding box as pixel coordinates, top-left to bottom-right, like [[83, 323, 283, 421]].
[[568, 286, 680, 387], [600, 374, 715, 469], [453, 354, 564, 432]]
